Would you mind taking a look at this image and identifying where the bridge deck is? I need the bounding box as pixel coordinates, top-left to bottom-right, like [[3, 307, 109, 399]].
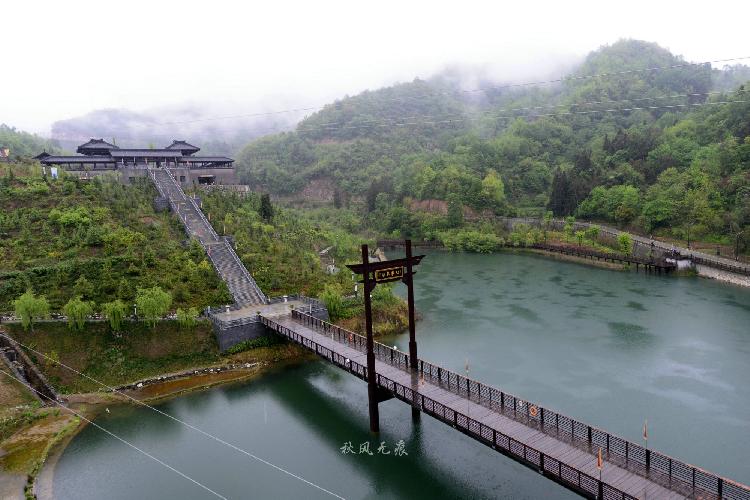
[[264, 313, 693, 500]]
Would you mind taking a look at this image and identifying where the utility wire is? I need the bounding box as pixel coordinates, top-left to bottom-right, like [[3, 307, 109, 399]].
[[0, 366, 229, 500], [46, 89, 749, 147], [146, 55, 750, 127], [44, 54, 750, 145], [234, 97, 748, 161], [292, 89, 748, 131], [0, 333, 346, 500]]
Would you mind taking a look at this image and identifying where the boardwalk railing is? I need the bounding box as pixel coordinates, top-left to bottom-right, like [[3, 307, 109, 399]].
[[281, 310, 749, 500], [498, 217, 750, 277], [377, 239, 444, 249], [264, 314, 635, 499], [291, 309, 410, 369], [376, 239, 676, 271], [691, 255, 750, 277], [528, 243, 676, 271]]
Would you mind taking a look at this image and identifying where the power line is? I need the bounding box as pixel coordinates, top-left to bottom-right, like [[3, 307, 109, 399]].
[[45, 89, 749, 148], [49, 55, 750, 133], [0, 333, 346, 500], [150, 55, 749, 127], [294, 89, 748, 131], [237, 97, 748, 162], [0, 366, 229, 500]]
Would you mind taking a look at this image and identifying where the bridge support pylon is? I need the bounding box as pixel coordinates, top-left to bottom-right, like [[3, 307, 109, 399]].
[[405, 240, 421, 422], [347, 242, 425, 434], [361, 245, 380, 433]]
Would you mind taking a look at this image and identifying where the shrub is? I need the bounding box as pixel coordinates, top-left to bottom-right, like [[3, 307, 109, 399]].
[[441, 230, 501, 253]]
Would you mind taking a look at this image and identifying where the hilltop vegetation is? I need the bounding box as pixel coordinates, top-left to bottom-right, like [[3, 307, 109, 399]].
[[196, 190, 362, 296], [0, 125, 61, 159], [237, 40, 750, 251], [0, 163, 231, 312]]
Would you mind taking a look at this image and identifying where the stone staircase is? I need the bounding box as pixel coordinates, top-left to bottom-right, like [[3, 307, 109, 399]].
[[148, 168, 267, 306]]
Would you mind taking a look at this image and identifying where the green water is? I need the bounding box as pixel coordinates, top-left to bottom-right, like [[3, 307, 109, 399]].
[[52, 251, 750, 499]]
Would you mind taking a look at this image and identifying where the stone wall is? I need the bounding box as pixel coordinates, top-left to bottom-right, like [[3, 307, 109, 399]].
[[0, 332, 59, 404], [213, 306, 330, 352], [214, 318, 266, 352]]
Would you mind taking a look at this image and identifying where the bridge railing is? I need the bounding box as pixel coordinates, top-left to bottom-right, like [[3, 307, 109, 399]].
[[288, 310, 748, 500], [291, 309, 410, 369], [528, 243, 675, 268], [261, 315, 639, 500], [690, 254, 750, 276]]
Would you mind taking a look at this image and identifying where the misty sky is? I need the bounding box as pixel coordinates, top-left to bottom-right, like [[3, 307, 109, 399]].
[[4, 0, 750, 134]]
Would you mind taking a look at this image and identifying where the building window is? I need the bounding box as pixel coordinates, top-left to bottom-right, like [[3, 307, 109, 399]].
[[128, 177, 136, 183], [179, 176, 186, 182]]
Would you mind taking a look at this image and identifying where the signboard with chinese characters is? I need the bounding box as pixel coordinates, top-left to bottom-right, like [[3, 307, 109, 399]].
[[374, 266, 403, 283]]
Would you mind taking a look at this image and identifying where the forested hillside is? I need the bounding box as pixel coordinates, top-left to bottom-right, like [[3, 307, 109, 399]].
[[237, 40, 750, 248], [0, 124, 61, 159], [0, 164, 231, 311]]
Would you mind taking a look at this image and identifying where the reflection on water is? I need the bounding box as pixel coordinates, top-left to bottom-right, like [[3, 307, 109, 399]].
[[54, 251, 750, 498], [53, 363, 573, 500]]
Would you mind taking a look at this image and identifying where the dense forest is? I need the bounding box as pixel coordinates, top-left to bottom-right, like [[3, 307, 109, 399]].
[[237, 40, 750, 250]]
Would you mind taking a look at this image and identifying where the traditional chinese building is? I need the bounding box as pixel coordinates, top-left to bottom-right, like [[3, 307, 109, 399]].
[[39, 139, 236, 186]]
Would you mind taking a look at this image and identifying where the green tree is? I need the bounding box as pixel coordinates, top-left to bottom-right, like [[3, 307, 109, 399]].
[[584, 225, 600, 243], [446, 193, 463, 227], [259, 194, 274, 221], [320, 285, 345, 321], [135, 286, 172, 327], [480, 169, 506, 211], [575, 230, 585, 247], [176, 307, 199, 329], [12, 290, 49, 331], [542, 211, 553, 242], [563, 216, 576, 240], [73, 275, 95, 300], [617, 233, 633, 255], [101, 299, 126, 331], [63, 296, 93, 332]]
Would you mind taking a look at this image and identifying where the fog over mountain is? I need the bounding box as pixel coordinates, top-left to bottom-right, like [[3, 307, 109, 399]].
[[6, 0, 749, 137], [50, 102, 307, 155], [49, 54, 585, 155]]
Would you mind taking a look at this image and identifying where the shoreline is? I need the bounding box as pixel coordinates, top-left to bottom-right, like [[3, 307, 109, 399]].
[[12, 249, 750, 498], [504, 247, 627, 271], [388, 243, 750, 289], [22, 352, 312, 500]]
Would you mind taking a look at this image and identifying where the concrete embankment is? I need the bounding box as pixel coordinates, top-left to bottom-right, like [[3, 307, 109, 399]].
[[695, 264, 750, 288]]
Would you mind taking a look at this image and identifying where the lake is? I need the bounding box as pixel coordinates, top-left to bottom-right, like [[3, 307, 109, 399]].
[[52, 251, 750, 499]]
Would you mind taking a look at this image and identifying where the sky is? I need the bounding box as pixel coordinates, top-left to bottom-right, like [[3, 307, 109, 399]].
[[3, 0, 750, 134]]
